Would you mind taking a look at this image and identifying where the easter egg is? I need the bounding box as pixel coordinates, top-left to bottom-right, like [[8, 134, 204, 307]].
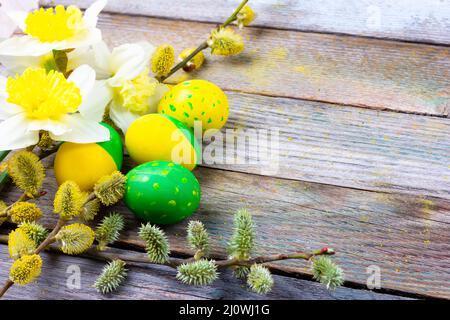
[[157, 79, 229, 131], [124, 161, 201, 224], [125, 114, 200, 171], [54, 123, 123, 191]]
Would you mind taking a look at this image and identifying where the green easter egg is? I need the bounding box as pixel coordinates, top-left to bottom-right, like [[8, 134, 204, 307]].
[[124, 161, 201, 224]]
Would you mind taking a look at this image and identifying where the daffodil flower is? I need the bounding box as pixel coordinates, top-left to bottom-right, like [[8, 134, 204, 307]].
[[0, 65, 111, 151], [77, 41, 169, 133], [0, 0, 107, 74], [0, 0, 38, 40]]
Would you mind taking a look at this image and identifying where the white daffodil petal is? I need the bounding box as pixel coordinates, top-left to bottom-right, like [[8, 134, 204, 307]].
[[148, 83, 170, 113], [83, 0, 107, 28], [0, 75, 6, 95], [27, 119, 69, 136], [137, 41, 156, 58], [0, 114, 39, 150], [51, 114, 110, 143], [0, 54, 43, 75], [5, 10, 27, 31], [109, 100, 140, 134], [108, 43, 148, 85], [0, 101, 22, 120], [78, 80, 113, 122], [61, 28, 102, 51], [68, 41, 112, 78], [0, 36, 55, 56], [68, 64, 96, 99]]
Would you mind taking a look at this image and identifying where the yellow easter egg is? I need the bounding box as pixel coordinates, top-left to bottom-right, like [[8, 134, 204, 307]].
[[157, 79, 229, 131], [54, 123, 123, 191], [125, 114, 200, 171]]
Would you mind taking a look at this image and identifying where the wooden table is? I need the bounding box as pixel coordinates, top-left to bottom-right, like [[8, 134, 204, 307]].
[[1, 0, 449, 300]]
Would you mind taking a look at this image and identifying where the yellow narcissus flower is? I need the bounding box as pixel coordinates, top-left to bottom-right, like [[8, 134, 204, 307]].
[[9, 254, 42, 285], [207, 27, 244, 56], [0, 65, 111, 151], [178, 48, 205, 72], [9, 202, 42, 224], [0, 1, 107, 74], [80, 41, 169, 133]]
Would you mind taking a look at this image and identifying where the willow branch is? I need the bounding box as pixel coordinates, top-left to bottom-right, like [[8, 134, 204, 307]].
[[159, 0, 249, 82], [0, 191, 95, 298]]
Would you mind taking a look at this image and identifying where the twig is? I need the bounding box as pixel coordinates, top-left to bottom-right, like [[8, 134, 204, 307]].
[[158, 0, 249, 82], [0, 280, 13, 297], [0, 233, 333, 270]]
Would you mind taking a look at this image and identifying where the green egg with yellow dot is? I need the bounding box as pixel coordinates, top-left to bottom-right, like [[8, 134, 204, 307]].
[[124, 161, 201, 225], [54, 123, 123, 191], [157, 79, 229, 131]]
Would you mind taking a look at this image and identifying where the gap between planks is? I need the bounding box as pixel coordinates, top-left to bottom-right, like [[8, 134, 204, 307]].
[[39, 0, 450, 45], [0, 243, 409, 300], [93, 12, 450, 117], [2, 160, 449, 299]]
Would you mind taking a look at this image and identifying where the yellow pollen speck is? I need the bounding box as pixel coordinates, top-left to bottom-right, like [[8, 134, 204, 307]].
[[153, 183, 160, 190], [25, 5, 84, 42], [6, 68, 81, 120], [168, 200, 176, 206], [115, 68, 156, 114]]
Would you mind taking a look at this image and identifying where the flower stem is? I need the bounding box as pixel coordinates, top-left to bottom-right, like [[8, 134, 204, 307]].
[[159, 0, 249, 82]]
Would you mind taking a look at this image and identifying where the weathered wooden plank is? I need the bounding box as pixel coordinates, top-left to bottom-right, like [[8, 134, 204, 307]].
[[215, 92, 450, 199], [3, 162, 449, 298], [95, 13, 450, 117], [0, 245, 406, 300], [40, 0, 450, 45]]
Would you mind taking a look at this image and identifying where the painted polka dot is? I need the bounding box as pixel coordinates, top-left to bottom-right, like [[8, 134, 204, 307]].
[[168, 200, 176, 206], [153, 183, 160, 190], [181, 177, 188, 183]]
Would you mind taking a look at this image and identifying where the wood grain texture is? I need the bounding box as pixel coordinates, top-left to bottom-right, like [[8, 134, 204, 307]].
[[3, 161, 449, 298], [0, 245, 407, 300], [40, 0, 450, 45], [216, 92, 450, 199], [94, 13, 450, 116]]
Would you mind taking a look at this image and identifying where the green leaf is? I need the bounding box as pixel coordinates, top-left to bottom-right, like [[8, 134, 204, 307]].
[[52, 50, 68, 74]]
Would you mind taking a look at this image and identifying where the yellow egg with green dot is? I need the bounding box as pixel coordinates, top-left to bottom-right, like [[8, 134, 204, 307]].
[[125, 114, 200, 171], [124, 161, 201, 224], [157, 79, 229, 131], [54, 123, 123, 191]]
